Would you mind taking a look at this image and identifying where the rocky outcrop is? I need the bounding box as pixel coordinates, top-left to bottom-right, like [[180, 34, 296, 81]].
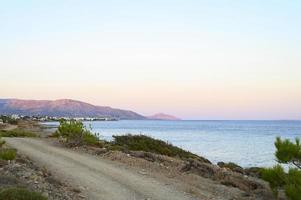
[[181, 159, 274, 199], [217, 161, 245, 174]]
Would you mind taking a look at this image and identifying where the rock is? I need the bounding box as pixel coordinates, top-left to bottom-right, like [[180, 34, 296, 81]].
[[181, 159, 273, 199], [129, 151, 169, 163], [245, 167, 263, 178], [45, 176, 62, 186], [138, 170, 148, 175], [0, 159, 8, 167], [130, 151, 156, 162], [71, 188, 81, 193], [15, 157, 28, 164], [0, 175, 21, 188], [217, 162, 244, 174], [79, 194, 87, 199], [79, 186, 86, 191], [90, 147, 108, 155], [181, 159, 216, 178]]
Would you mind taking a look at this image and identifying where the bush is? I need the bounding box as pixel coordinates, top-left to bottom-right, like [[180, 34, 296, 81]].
[[0, 188, 47, 200], [285, 168, 301, 199], [111, 134, 200, 160], [0, 139, 5, 148], [56, 120, 101, 146], [261, 165, 286, 195], [262, 137, 301, 200], [274, 137, 301, 169], [0, 149, 17, 160], [0, 129, 37, 138]]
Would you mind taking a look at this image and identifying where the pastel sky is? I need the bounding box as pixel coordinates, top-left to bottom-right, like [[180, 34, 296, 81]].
[[1, 0, 301, 119]]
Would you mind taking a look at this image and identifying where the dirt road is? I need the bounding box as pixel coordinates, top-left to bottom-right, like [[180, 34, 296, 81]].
[[5, 138, 196, 200]]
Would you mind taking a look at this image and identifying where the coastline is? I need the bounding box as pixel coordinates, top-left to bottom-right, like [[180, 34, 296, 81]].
[[0, 120, 274, 199], [40, 120, 301, 168]]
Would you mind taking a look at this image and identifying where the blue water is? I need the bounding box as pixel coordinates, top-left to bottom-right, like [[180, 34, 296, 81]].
[[44, 120, 301, 167]]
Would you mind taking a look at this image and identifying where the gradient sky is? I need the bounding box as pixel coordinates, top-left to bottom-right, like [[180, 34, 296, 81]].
[[1, 0, 301, 119]]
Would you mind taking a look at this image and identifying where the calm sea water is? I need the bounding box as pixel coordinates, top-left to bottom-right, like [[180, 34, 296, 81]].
[[44, 120, 301, 168]]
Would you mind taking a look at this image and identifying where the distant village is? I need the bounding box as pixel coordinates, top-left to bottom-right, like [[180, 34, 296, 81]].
[[0, 114, 118, 124]]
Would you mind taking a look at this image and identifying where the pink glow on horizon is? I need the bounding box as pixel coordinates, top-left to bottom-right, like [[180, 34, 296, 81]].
[[2, 80, 301, 120]]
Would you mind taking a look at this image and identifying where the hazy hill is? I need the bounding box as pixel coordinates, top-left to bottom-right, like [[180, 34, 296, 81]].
[[0, 99, 146, 120], [147, 113, 181, 120]]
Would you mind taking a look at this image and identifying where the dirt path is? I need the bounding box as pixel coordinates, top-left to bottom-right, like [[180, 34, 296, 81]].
[[5, 138, 197, 200]]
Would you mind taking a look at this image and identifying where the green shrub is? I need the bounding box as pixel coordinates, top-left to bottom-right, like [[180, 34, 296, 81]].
[[111, 134, 200, 160], [262, 137, 301, 200], [56, 120, 101, 146], [261, 165, 286, 195], [0, 149, 17, 160], [0, 129, 37, 138], [274, 137, 301, 169], [284, 168, 301, 200], [0, 188, 47, 200], [0, 139, 5, 148]]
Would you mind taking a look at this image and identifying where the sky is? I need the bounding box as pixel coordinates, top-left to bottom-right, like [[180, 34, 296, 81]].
[[1, 0, 301, 120]]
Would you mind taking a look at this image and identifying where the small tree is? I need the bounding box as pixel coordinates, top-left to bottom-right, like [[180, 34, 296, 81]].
[[56, 119, 100, 146], [262, 137, 301, 200], [275, 137, 301, 169]]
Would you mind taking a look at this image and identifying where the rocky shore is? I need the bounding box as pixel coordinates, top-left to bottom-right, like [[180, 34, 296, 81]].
[[1, 121, 276, 200], [69, 143, 274, 200]]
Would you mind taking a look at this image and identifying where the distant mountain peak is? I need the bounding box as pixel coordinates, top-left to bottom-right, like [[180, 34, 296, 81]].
[[147, 113, 181, 120]]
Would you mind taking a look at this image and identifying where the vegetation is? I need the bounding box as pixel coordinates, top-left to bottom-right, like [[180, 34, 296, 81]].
[[0, 132, 45, 200], [0, 188, 47, 200], [274, 137, 301, 169], [0, 115, 18, 125], [111, 134, 198, 159], [0, 129, 37, 137], [55, 120, 101, 146], [0, 148, 17, 160], [261, 137, 301, 200], [55, 120, 208, 161], [0, 138, 5, 148]]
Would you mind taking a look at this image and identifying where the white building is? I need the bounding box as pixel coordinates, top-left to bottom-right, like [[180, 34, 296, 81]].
[[11, 114, 20, 120]]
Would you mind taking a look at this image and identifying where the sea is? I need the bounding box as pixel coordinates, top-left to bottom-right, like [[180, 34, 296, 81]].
[[43, 120, 301, 168]]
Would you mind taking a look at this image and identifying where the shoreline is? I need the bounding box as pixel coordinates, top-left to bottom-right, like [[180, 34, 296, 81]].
[[1, 120, 275, 199], [39, 120, 298, 168]]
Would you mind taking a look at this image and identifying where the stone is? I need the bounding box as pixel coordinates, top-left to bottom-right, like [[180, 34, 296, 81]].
[[0, 159, 8, 167]]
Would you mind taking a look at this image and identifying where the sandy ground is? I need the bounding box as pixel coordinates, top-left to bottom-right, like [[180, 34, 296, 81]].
[[0, 124, 18, 131], [5, 138, 197, 200]]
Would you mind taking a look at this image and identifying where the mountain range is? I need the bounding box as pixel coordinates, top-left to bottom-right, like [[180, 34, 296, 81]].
[[0, 99, 180, 120]]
